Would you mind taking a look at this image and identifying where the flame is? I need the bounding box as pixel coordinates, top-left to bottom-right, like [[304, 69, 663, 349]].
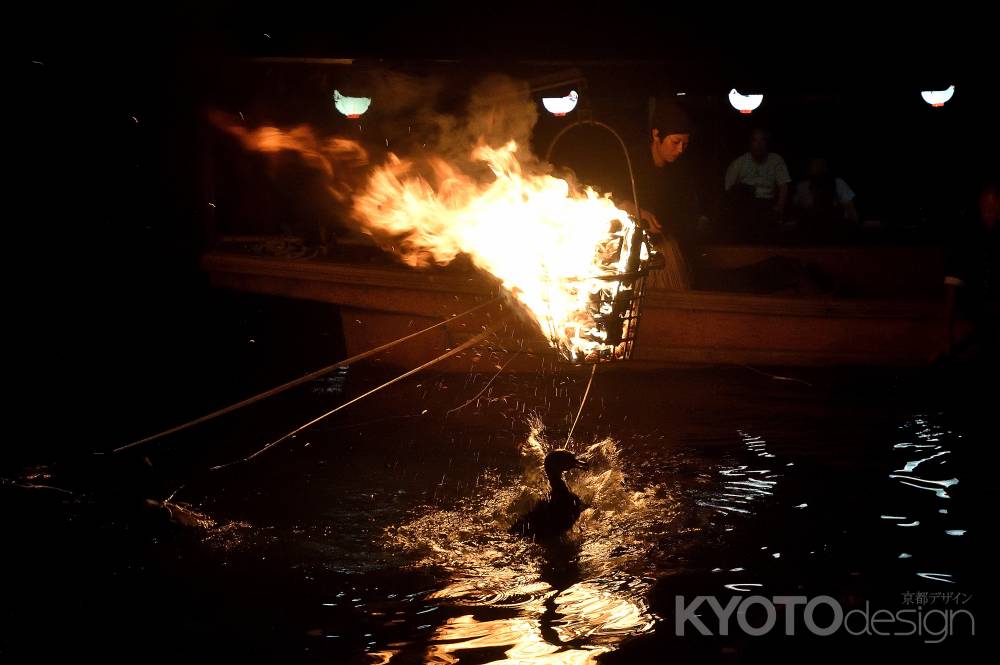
[[352, 140, 650, 362], [213, 115, 369, 203], [216, 112, 653, 362]]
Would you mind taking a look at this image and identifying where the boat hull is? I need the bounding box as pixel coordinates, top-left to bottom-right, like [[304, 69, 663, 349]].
[[202, 251, 943, 370]]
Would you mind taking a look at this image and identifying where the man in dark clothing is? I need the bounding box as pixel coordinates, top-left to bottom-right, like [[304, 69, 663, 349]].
[[623, 98, 700, 289], [944, 180, 1000, 357], [630, 101, 819, 295], [630, 99, 698, 240]]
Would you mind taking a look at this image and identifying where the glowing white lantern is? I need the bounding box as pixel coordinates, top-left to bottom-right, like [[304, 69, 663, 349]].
[[542, 90, 579, 116], [921, 85, 955, 108], [729, 89, 763, 114], [333, 90, 371, 118]]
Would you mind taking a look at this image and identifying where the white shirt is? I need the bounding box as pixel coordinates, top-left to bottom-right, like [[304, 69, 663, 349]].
[[793, 178, 855, 209], [725, 153, 792, 200]]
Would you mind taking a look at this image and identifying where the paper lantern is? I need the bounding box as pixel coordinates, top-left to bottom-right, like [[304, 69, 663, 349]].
[[542, 90, 579, 117], [333, 90, 371, 118], [729, 89, 763, 114], [921, 85, 955, 108]]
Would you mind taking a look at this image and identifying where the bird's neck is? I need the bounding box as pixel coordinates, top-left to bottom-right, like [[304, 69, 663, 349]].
[[546, 469, 571, 497]]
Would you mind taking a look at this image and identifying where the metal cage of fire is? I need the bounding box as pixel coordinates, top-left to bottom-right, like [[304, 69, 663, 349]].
[[541, 222, 659, 364]]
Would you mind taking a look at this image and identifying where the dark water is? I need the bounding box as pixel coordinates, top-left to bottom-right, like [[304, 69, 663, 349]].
[[4, 295, 993, 663]]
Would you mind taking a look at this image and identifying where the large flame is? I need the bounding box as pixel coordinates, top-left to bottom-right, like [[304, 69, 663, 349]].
[[217, 113, 652, 362], [353, 140, 649, 362]]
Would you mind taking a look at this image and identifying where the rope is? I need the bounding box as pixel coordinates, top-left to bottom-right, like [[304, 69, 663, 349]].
[[565, 363, 598, 446], [737, 363, 814, 387], [112, 297, 498, 454], [446, 351, 521, 415], [211, 327, 495, 470]]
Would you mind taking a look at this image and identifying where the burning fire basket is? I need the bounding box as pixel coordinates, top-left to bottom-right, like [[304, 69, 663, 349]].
[[541, 118, 665, 365], [544, 216, 661, 365]]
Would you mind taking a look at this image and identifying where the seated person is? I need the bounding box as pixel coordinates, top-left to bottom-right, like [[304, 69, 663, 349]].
[[792, 157, 859, 235], [723, 128, 792, 240]]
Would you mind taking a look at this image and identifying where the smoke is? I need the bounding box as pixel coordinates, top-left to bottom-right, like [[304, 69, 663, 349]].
[[434, 74, 541, 166], [357, 72, 544, 176], [367, 69, 443, 117], [212, 72, 545, 206], [211, 71, 560, 257]]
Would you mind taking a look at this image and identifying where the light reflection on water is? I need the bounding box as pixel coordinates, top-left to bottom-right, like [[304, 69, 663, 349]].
[[100, 370, 979, 662], [425, 575, 653, 664], [175, 402, 978, 662], [696, 430, 780, 516], [380, 419, 663, 662], [889, 414, 959, 500], [883, 413, 968, 586]]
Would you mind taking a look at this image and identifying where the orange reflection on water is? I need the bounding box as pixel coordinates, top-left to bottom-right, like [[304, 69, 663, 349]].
[[423, 577, 652, 664]]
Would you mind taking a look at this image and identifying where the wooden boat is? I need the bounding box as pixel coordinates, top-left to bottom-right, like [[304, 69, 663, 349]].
[[201, 240, 945, 369]]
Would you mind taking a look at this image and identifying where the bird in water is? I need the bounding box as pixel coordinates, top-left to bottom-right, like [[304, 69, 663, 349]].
[[511, 449, 589, 539]]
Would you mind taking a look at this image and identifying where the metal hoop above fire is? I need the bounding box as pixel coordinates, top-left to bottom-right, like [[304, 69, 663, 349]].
[[544, 119, 663, 364]]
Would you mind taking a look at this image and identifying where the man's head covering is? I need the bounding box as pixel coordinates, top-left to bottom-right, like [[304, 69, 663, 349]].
[[649, 97, 693, 138]]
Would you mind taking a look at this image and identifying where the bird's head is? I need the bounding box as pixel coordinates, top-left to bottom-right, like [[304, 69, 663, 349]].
[[544, 449, 589, 476]]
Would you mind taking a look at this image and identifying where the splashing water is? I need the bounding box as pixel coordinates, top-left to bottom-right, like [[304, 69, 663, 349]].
[[387, 417, 674, 571], [379, 417, 677, 662]]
